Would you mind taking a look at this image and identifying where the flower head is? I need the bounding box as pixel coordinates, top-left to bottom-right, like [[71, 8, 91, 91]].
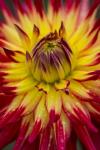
[[0, 0, 100, 150]]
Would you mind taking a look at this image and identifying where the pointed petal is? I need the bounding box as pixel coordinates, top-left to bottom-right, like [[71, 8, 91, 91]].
[[69, 80, 92, 101], [50, 0, 62, 12], [56, 112, 71, 150], [78, 0, 89, 23], [3, 48, 25, 62], [75, 125, 96, 150], [13, 123, 29, 150], [29, 95, 48, 143], [13, 0, 26, 14], [46, 88, 62, 122], [39, 126, 51, 150], [87, 0, 100, 18], [34, 0, 44, 17], [29, 120, 41, 143], [25, 0, 33, 11], [15, 24, 31, 50]]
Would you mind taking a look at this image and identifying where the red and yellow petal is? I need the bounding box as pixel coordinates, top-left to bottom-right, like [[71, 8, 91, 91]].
[[0, 0, 100, 150]]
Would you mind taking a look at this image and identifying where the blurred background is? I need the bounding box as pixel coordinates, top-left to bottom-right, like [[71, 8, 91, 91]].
[[0, 0, 100, 149]]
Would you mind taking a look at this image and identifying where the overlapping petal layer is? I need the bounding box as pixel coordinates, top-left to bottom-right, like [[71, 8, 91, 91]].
[[0, 0, 100, 150]]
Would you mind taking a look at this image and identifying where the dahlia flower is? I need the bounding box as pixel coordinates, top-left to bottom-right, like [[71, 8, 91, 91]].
[[0, 0, 100, 150]]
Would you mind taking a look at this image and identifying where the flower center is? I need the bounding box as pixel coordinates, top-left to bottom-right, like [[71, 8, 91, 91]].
[[27, 31, 72, 83]]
